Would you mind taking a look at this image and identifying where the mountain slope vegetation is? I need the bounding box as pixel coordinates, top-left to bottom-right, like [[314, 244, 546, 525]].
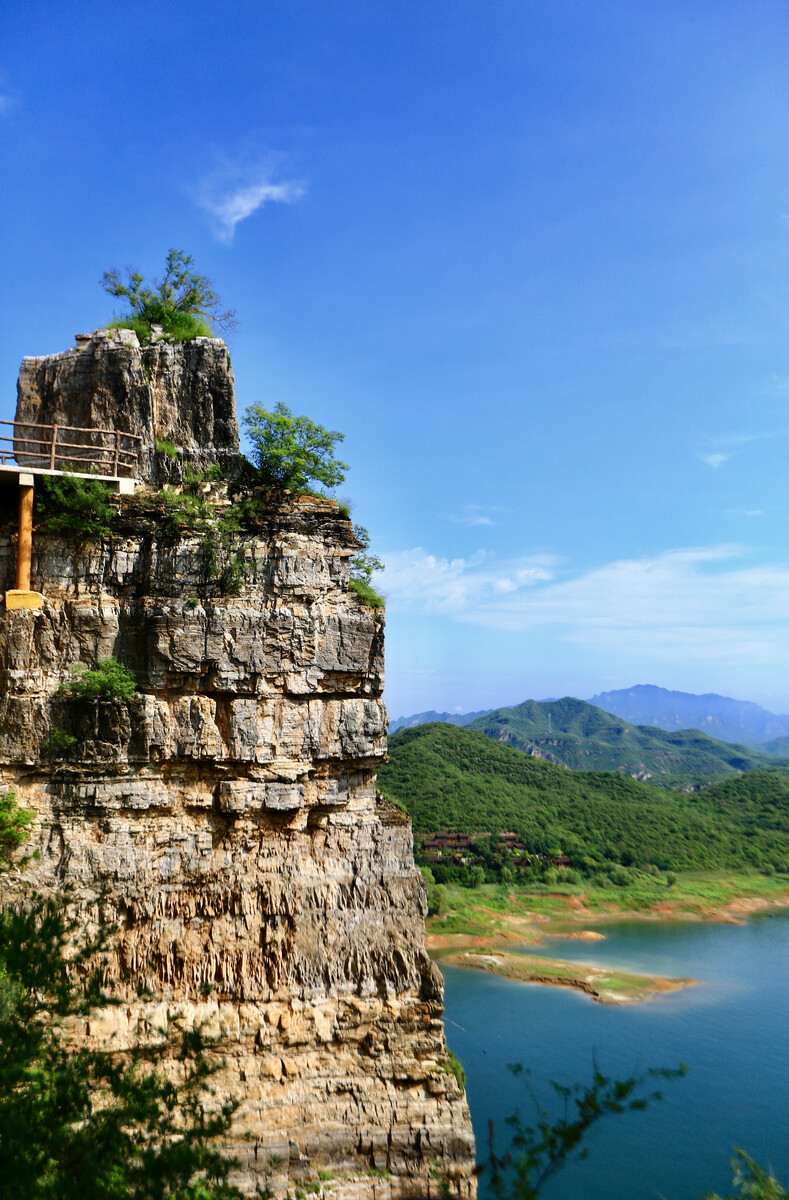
[[465, 697, 789, 783], [379, 724, 789, 872]]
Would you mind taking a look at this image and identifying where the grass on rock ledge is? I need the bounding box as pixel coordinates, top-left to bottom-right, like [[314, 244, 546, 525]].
[[349, 578, 385, 608]]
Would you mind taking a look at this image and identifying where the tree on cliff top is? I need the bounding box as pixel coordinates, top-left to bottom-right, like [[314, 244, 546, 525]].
[[243, 400, 348, 493], [101, 249, 237, 343]]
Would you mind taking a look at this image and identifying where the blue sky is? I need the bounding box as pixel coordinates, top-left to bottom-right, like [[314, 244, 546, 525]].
[[4, 1, 789, 717]]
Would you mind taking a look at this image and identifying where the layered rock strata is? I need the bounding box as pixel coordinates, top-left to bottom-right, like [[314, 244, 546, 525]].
[[0, 339, 476, 1199]]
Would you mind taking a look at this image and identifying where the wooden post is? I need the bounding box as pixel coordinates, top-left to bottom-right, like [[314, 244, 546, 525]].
[[16, 484, 33, 591], [113, 429, 121, 475], [5, 474, 44, 610], [49, 424, 58, 470]]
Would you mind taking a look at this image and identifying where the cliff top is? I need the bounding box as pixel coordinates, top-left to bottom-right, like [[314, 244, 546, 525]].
[[15, 329, 241, 484]]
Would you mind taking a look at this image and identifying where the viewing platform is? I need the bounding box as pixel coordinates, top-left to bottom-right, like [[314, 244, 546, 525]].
[[0, 418, 141, 492], [0, 418, 142, 610]]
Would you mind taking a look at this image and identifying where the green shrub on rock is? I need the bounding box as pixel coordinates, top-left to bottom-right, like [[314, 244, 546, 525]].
[[0, 791, 33, 869], [349, 523, 385, 608], [43, 730, 78, 759], [35, 471, 114, 541], [443, 1049, 466, 1089], [154, 437, 178, 460], [59, 658, 137, 703]]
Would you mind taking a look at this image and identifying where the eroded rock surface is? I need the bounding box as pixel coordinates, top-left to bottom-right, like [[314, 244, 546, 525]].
[[0, 492, 476, 1198], [15, 330, 242, 481]]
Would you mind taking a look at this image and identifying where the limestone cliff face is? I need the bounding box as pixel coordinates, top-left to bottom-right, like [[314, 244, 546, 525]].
[[16, 328, 242, 481], [0, 338, 476, 1199]]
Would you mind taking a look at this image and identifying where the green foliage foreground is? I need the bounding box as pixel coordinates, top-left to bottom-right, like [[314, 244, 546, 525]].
[[486, 1064, 687, 1200], [1, 794, 242, 1197], [0, 899, 243, 1200], [484, 1064, 785, 1200], [707, 1153, 789, 1200]]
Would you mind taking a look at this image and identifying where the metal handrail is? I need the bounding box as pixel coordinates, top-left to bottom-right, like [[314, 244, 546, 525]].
[[0, 419, 142, 478]]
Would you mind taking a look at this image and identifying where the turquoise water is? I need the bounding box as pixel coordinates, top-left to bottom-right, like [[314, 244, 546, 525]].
[[440, 912, 789, 1199]]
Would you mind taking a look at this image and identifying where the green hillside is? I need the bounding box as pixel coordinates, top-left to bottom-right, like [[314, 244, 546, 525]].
[[379, 723, 789, 872], [466, 696, 789, 783], [761, 735, 789, 757]]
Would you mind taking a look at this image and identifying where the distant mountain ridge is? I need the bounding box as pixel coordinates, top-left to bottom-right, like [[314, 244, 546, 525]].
[[388, 708, 491, 734], [465, 696, 789, 784], [391, 685, 789, 749], [588, 684, 789, 748]]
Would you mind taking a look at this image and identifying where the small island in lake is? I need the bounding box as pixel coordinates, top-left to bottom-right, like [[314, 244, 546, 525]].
[[439, 948, 694, 1004]]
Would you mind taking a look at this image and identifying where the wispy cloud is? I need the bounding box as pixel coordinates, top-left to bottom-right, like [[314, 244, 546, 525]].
[[700, 452, 730, 468], [697, 429, 774, 469], [379, 549, 558, 619], [447, 504, 502, 527], [0, 70, 17, 115], [382, 543, 789, 663], [764, 374, 789, 396], [192, 159, 305, 244]]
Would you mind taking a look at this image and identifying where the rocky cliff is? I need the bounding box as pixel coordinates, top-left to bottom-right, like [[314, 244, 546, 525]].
[[0, 333, 476, 1199], [16, 328, 242, 481]]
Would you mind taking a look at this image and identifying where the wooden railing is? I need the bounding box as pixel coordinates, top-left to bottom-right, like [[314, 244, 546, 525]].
[[0, 420, 142, 478]]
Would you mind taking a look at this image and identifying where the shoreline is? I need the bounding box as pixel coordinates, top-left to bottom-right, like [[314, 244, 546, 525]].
[[426, 879, 789, 1003], [438, 948, 696, 1004]]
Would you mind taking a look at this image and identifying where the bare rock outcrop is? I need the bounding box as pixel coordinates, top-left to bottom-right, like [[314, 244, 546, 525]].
[[15, 329, 242, 481], [0, 338, 476, 1199]]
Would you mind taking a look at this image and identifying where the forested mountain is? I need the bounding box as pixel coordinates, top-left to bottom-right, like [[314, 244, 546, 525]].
[[761, 736, 789, 757], [379, 723, 789, 872], [465, 697, 789, 783]]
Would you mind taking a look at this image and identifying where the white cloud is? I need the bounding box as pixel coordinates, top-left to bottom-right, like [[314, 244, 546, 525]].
[[193, 162, 305, 244], [699, 452, 729, 468], [697, 430, 774, 469], [381, 543, 789, 664], [380, 549, 558, 619], [447, 505, 500, 527], [0, 95, 14, 115]]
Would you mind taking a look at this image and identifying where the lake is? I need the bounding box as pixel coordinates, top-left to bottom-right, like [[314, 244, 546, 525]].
[[440, 912, 789, 1199]]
